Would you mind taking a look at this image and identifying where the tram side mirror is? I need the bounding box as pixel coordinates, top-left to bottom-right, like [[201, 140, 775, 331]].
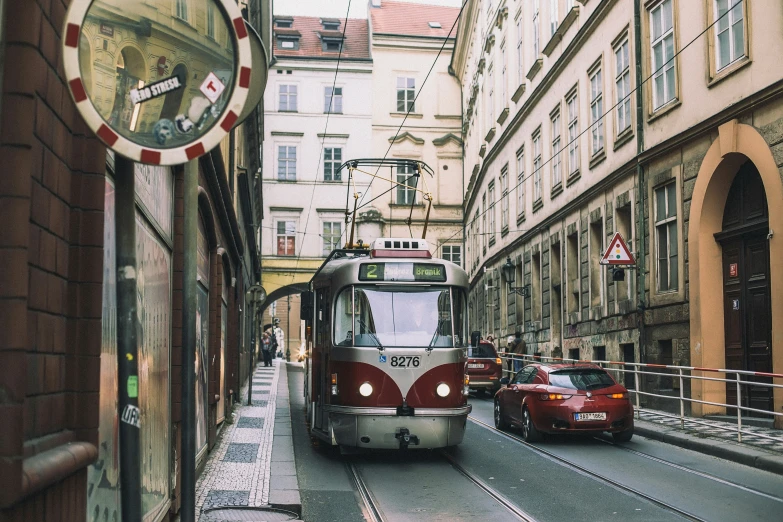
[[300, 291, 313, 321], [500, 377, 510, 387], [470, 331, 481, 347]]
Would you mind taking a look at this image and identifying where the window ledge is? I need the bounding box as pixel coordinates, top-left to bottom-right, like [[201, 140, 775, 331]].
[[566, 170, 581, 187], [324, 111, 344, 115], [485, 127, 497, 142], [276, 179, 298, 183], [389, 203, 426, 208], [526, 58, 543, 81], [517, 212, 526, 225], [543, 7, 580, 59], [435, 114, 462, 120], [390, 112, 423, 119], [588, 149, 606, 170], [497, 107, 510, 125], [501, 225, 510, 237], [479, 144, 487, 158], [533, 198, 543, 213], [647, 99, 681, 123], [489, 237, 496, 247], [278, 110, 299, 113], [613, 128, 634, 151], [708, 56, 751, 89], [511, 83, 526, 103], [550, 182, 563, 198], [323, 179, 343, 183], [542, 33, 562, 57]]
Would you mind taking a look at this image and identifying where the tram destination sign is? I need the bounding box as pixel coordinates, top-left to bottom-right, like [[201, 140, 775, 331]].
[[359, 263, 447, 282]]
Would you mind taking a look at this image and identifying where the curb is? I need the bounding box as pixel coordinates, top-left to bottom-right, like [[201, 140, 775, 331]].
[[634, 419, 783, 476], [268, 361, 303, 517]]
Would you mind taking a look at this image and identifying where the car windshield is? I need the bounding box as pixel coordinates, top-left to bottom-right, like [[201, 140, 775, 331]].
[[548, 369, 616, 391], [469, 343, 497, 358], [334, 286, 466, 347]]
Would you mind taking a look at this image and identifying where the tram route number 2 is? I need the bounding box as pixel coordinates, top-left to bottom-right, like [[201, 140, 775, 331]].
[[390, 356, 421, 368]]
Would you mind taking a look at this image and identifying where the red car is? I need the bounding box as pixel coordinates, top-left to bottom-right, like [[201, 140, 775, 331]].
[[466, 341, 503, 396], [494, 363, 634, 442]]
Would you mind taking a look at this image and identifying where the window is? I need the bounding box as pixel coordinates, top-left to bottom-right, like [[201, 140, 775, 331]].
[[322, 19, 341, 30], [650, 0, 676, 109], [325, 87, 343, 113], [590, 219, 603, 306], [442, 245, 462, 266], [516, 19, 524, 85], [275, 18, 293, 28], [501, 43, 507, 107], [655, 182, 678, 292], [566, 231, 579, 314], [550, 0, 559, 37], [500, 165, 509, 230], [715, 0, 745, 71], [277, 37, 299, 50], [516, 148, 525, 217], [532, 252, 542, 322], [276, 221, 296, 256], [277, 146, 296, 181], [322, 221, 342, 256], [615, 38, 631, 134], [396, 77, 415, 112], [279, 84, 298, 112], [533, 0, 540, 57], [324, 148, 342, 181], [481, 192, 487, 250], [473, 210, 480, 264], [396, 164, 417, 204], [551, 109, 562, 187], [589, 68, 604, 155], [175, 0, 188, 21], [566, 91, 579, 175], [322, 38, 342, 52], [488, 64, 495, 121], [207, 4, 215, 38], [488, 181, 496, 244], [533, 131, 542, 202]]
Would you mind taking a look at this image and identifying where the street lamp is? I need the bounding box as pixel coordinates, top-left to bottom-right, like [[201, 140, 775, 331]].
[[502, 256, 529, 297]]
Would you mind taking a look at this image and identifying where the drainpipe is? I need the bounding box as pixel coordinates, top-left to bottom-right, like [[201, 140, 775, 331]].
[[634, 0, 647, 363]]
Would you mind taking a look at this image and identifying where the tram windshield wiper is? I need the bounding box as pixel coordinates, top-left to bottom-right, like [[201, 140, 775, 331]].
[[357, 317, 384, 351]]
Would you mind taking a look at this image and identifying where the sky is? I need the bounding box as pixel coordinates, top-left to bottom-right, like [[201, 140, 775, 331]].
[[273, 0, 464, 19]]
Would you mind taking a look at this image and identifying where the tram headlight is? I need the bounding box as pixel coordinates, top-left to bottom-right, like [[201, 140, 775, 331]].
[[359, 382, 373, 397], [436, 383, 451, 397]]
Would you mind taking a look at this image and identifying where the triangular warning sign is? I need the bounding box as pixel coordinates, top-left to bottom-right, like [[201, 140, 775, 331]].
[[600, 232, 636, 265]]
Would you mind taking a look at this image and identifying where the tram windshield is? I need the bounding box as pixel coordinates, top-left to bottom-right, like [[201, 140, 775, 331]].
[[334, 286, 467, 348]]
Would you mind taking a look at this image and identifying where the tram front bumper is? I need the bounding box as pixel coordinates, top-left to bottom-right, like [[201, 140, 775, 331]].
[[325, 405, 471, 449]]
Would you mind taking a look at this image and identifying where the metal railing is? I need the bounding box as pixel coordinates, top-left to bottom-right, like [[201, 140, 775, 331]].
[[497, 352, 783, 444]]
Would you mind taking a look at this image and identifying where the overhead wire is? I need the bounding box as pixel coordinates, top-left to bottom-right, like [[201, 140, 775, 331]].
[[433, 4, 738, 251]]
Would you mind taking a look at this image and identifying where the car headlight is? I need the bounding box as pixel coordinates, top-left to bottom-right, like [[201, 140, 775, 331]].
[[359, 382, 373, 397], [436, 383, 451, 397]]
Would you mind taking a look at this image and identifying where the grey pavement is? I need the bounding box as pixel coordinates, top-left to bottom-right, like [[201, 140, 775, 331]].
[[194, 358, 302, 521]]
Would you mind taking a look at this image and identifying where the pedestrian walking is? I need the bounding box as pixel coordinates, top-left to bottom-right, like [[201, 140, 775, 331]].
[[261, 333, 272, 367], [512, 331, 525, 372]]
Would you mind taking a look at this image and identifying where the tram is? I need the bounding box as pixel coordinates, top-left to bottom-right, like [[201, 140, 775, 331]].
[[300, 238, 471, 450]]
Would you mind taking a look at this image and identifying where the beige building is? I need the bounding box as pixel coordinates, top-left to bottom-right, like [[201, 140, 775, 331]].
[[358, 0, 465, 264], [453, 0, 783, 424]]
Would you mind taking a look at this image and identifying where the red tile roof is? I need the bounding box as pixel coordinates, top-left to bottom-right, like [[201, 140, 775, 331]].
[[273, 16, 370, 60], [370, 0, 460, 38]]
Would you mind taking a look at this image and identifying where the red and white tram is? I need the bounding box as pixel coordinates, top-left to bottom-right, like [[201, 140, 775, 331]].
[[301, 238, 471, 450]]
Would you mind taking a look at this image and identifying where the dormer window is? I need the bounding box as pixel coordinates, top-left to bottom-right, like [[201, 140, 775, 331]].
[[321, 18, 341, 30], [322, 37, 342, 52], [428, 21, 442, 28], [277, 36, 299, 50], [275, 17, 293, 28]]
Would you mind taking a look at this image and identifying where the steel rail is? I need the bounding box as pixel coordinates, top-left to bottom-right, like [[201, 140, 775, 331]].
[[593, 437, 783, 503], [440, 451, 540, 522], [346, 461, 386, 522], [469, 416, 708, 522]]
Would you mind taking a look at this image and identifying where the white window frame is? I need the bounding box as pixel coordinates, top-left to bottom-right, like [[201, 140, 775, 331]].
[[500, 42, 507, 108], [325, 86, 343, 114], [550, 0, 559, 37], [516, 19, 524, 85], [396, 77, 416, 113], [654, 182, 679, 292], [714, 0, 745, 71], [650, 0, 676, 110], [533, 131, 542, 202], [551, 108, 562, 188], [566, 90, 579, 176], [324, 147, 342, 181], [442, 244, 463, 267], [322, 221, 342, 256], [482, 192, 487, 251], [277, 145, 297, 181], [516, 148, 525, 217], [276, 220, 297, 256], [278, 84, 298, 112], [174, 0, 189, 22], [615, 37, 632, 135], [589, 67, 604, 155], [500, 165, 509, 230], [488, 181, 496, 245], [206, 3, 215, 38], [488, 63, 495, 122], [533, 0, 540, 57], [396, 163, 417, 204]]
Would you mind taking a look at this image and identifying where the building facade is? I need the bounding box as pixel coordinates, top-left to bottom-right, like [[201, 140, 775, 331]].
[[261, 14, 373, 311], [0, 1, 271, 520], [452, 0, 782, 423], [359, 0, 465, 264]]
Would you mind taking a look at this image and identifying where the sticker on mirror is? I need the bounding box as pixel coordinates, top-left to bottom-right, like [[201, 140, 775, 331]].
[[130, 75, 183, 105]]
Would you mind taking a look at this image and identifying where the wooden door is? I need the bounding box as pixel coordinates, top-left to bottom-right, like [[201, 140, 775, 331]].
[[719, 161, 772, 415]]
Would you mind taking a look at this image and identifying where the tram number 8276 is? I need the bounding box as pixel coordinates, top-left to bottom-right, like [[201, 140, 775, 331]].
[[390, 356, 421, 368]]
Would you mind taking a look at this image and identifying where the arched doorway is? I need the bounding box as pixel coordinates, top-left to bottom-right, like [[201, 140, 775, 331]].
[[159, 63, 188, 121], [110, 46, 147, 131], [716, 161, 772, 413]]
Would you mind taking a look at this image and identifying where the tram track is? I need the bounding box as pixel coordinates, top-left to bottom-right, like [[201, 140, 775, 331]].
[[346, 461, 386, 522], [468, 415, 709, 522]]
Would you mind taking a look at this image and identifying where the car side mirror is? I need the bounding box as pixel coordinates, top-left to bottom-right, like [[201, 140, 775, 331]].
[[500, 377, 510, 386]]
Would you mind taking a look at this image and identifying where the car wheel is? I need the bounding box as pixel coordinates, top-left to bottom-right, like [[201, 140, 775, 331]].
[[522, 407, 542, 442], [494, 399, 510, 430], [612, 428, 633, 443]]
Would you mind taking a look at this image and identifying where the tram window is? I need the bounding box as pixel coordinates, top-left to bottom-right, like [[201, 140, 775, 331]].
[[452, 288, 467, 347], [334, 288, 353, 346]]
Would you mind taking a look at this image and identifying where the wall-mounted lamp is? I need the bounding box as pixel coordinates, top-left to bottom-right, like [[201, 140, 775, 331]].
[[501, 256, 529, 297]]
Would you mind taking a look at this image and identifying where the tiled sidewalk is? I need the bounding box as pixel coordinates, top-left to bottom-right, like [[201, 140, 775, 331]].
[[638, 408, 783, 453], [195, 360, 281, 520]]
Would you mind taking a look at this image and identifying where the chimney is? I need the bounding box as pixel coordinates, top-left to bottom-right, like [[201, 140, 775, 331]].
[[371, 0, 381, 7]]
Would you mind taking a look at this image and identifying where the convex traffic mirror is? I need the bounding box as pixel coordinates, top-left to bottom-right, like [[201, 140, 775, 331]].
[[63, 0, 252, 165]]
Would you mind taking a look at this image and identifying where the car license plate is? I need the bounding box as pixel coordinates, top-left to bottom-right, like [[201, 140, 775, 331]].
[[574, 412, 607, 422], [390, 355, 421, 368], [467, 363, 483, 369]]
